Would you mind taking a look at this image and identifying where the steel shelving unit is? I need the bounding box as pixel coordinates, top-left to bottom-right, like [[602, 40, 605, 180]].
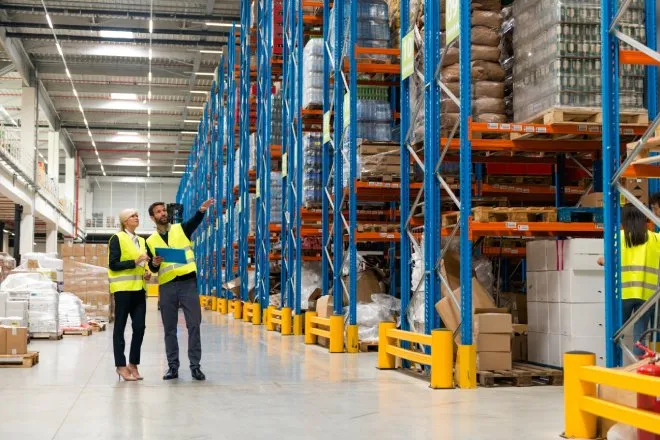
[[225, 25, 239, 290]]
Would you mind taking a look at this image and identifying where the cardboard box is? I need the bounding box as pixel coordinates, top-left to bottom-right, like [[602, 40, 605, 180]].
[[96, 244, 109, 257], [5, 326, 27, 355], [85, 244, 98, 258], [525, 241, 547, 271], [73, 256, 87, 264], [222, 277, 242, 298], [579, 192, 604, 208], [476, 333, 511, 352], [440, 253, 496, 309], [315, 295, 334, 318], [0, 326, 6, 355], [548, 303, 561, 335], [526, 272, 537, 302], [560, 271, 605, 303], [60, 242, 74, 257], [499, 292, 527, 324], [545, 240, 559, 271], [535, 271, 548, 302], [560, 302, 605, 337], [474, 312, 512, 335], [73, 244, 85, 257], [546, 271, 560, 303], [537, 302, 550, 334], [477, 351, 512, 371], [547, 333, 562, 368], [623, 177, 649, 206]]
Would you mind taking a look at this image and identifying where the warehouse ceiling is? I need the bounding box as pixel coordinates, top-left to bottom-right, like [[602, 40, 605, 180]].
[[0, 0, 239, 178]]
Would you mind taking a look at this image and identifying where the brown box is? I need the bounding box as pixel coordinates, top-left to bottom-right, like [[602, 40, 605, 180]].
[[623, 177, 649, 206], [474, 313, 512, 334], [73, 256, 87, 264], [499, 292, 528, 324], [315, 295, 334, 318], [5, 326, 27, 355], [475, 334, 511, 352], [85, 244, 98, 258], [73, 244, 85, 257], [86, 256, 101, 267], [0, 326, 6, 355], [477, 351, 512, 371], [579, 192, 604, 208], [60, 242, 74, 257], [96, 244, 109, 257]]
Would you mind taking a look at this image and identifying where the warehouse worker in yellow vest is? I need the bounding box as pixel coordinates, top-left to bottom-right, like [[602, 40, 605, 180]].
[[146, 199, 213, 381], [108, 209, 150, 382], [598, 204, 659, 355]]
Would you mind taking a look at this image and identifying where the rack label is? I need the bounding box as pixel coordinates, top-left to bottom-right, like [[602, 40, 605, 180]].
[[446, 0, 460, 44], [282, 153, 288, 177], [256, 178, 261, 198], [401, 31, 414, 79], [323, 111, 331, 143], [343, 92, 350, 129]]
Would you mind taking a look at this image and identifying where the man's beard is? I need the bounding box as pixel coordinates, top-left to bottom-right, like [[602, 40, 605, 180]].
[[157, 216, 170, 225]]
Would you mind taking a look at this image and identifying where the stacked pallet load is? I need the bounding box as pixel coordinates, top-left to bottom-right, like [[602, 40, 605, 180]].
[[0, 271, 59, 339], [512, 0, 646, 123], [0, 253, 16, 283], [302, 39, 323, 109], [441, 1, 507, 127], [302, 133, 322, 208]]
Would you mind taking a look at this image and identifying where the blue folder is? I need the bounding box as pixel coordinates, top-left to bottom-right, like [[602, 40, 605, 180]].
[[155, 247, 187, 264]]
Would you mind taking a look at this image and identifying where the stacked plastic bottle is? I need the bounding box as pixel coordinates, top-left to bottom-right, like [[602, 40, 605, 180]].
[[302, 39, 324, 109], [271, 171, 283, 224], [302, 133, 322, 208], [271, 90, 283, 145], [512, 0, 646, 121], [328, 0, 390, 60]]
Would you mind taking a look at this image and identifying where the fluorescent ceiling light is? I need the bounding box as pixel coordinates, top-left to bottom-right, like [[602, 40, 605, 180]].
[[117, 131, 139, 136], [181, 131, 197, 134], [46, 14, 53, 29], [184, 120, 199, 123], [121, 157, 140, 161], [72, 88, 78, 97], [205, 22, 235, 27], [190, 90, 208, 94], [149, 20, 154, 33], [65, 68, 71, 78], [200, 50, 223, 54], [99, 30, 135, 39], [56, 42, 63, 56], [173, 164, 186, 167], [148, 71, 152, 82], [111, 93, 138, 100], [187, 106, 204, 110], [194, 72, 215, 76], [148, 48, 152, 60], [172, 171, 185, 174]]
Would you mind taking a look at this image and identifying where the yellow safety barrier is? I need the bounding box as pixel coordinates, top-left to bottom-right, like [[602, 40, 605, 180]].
[[252, 303, 262, 325], [243, 302, 254, 322], [266, 306, 276, 331], [564, 351, 660, 438], [268, 307, 293, 335], [304, 311, 344, 353], [232, 299, 242, 320], [376, 322, 453, 389], [199, 295, 207, 307], [218, 298, 228, 314]]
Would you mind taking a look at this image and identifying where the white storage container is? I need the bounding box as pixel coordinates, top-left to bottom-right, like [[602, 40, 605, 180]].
[[560, 302, 605, 338], [560, 271, 605, 303], [562, 335, 606, 367]]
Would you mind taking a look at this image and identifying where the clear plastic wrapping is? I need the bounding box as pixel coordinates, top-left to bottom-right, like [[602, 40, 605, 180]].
[[328, 0, 391, 61], [58, 292, 87, 329], [1, 271, 59, 334], [344, 293, 401, 342], [0, 252, 16, 283], [512, 0, 646, 121], [302, 133, 322, 208], [271, 171, 283, 224], [301, 262, 322, 310], [302, 39, 323, 109]]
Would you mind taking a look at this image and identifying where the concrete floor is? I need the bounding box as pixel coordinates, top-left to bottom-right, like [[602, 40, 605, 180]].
[[0, 299, 565, 440]]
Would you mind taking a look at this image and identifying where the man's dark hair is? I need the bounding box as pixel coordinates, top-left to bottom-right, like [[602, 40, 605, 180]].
[[650, 192, 660, 208], [148, 202, 166, 217]]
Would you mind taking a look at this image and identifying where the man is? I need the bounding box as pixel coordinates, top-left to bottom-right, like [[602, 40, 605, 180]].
[[146, 199, 214, 381]]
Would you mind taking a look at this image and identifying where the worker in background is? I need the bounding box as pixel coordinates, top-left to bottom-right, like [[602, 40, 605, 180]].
[[597, 204, 658, 355], [650, 192, 660, 218], [146, 199, 214, 381], [108, 209, 150, 382]]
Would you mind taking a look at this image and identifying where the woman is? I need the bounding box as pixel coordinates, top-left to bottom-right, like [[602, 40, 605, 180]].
[[598, 204, 658, 354], [108, 209, 151, 381]]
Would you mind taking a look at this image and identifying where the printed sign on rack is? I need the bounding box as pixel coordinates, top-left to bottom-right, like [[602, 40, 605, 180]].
[[256, 178, 261, 198], [401, 31, 414, 79], [446, 0, 460, 44], [282, 153, 288, 177], [343, 92, 350, 129], [323, 111, 331, 143]]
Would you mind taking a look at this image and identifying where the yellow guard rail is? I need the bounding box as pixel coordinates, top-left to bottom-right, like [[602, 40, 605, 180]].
[[376, 322, 453, 389], [564, 351, 660, 438], [266, 306, 293, 335], [305, 311, 344, 353]]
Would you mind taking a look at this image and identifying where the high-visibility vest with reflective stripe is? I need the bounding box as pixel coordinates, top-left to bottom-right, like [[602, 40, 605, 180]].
[[621, 231, 660, 301], [146, 223, 197, 285], [107, 232, 147, 293]]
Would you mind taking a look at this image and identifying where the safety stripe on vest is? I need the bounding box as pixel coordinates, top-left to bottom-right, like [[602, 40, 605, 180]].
[[108, 275, 143, 283], [159, 258, 196, 275], [621, 265, 660, 275], [621, 281, 658, 291]]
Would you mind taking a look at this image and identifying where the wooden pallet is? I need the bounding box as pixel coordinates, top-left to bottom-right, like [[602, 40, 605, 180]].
[[359, 342, 378, 353], [557, 207, 604, 223], [30, 332, 63, 341], [357, 223, 400, 233], [477, 362, 563, 387], [89, 322, 108, 332], [442, 211, 460, 227], [485, 175, 553, 186], [472, 207, 557, 223], [483, 237, 527, 248], [0, 352, 39, 368], [63, 327, 93, 336]]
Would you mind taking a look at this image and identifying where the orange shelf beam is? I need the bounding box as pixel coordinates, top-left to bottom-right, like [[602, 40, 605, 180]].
[[620, 49, 660, 66], [482, 247, 526, 257], [469, 120, 647, 139], [622, 164, 660, 178], [441, 221, 603, 239]]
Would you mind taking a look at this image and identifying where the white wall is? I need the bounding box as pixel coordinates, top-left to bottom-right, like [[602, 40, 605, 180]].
[[89, 179, 179, 231]]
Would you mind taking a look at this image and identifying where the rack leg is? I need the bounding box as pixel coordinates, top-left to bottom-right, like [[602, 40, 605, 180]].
[[346, 324, 358, 353], [305, 311, 317, 344]]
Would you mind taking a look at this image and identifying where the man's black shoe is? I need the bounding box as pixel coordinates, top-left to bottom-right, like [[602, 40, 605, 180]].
[[163, 367, 179, 380], [191, 367, 206, 381]]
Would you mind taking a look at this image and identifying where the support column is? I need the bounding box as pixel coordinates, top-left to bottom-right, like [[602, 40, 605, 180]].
[[20, 87, 37, 179], [47, 130, 61, 181], [2, 230, 8, 254], [20, 210, 34, 258], [65, 155, 75, 203], [45, 221, 58, 254], [13, 205, 22, 264]]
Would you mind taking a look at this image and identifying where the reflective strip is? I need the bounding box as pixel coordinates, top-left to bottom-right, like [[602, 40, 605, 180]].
[[621, 265, 660, 275], [621, 281, 658, 291], [109, 275, 143, 283], [159, 263, 185, 275]]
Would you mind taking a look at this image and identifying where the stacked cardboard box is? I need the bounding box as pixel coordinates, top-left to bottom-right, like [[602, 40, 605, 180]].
[[60, 242, 108, 268], [475, 311, 513, 371], [0, 326, 28, 355], [526, 238, 605, 367], [63, 257, 113, 322]]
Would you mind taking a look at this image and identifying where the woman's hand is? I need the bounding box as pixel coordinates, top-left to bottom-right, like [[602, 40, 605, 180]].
[[135, 254, 150, 265], [597, 256, 605, 267], [144, 271, 152, 281]]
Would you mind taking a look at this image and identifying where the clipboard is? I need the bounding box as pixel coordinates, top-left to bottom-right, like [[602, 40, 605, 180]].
[[155, 247, 187, 264]]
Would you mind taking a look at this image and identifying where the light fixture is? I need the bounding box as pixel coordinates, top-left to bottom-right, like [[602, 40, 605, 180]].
[[200, 50, 223, 54], [148, 108, 152, 115], [72, 88, 78, 97], [111, 93, 138, 100], [148, 121, 151, 128], [149, 20, 154, 33], [194, 72, 215, 76], [204, 22, 236, 27], [99, 30, 135, 39], [184, 120, 200, 123], [147, 151, 151, 158], [148, 48, 153, 60], [148, 90, 152, 100], [117, 131, 139, 136], [173, 164, 186, 167], [186, 106, 204, 110], [172, 171, 185, 174], [45, 13, 53, 29], [181, 131, 197, 134], [148, 71, 152, 82], [56, 42, 63, 56], [190, 90, 209, 94], [88, 130, 92, 137], [121, 157, 140, 161], [65, 68, 71, 78], [97, 158, 102, 163]]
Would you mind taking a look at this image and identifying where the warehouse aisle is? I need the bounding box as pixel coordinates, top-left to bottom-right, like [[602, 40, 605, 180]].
[[0, 300, 564, 440]]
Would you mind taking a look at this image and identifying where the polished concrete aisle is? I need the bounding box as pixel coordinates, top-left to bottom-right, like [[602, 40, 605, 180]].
[[0, 299, 564, 440]]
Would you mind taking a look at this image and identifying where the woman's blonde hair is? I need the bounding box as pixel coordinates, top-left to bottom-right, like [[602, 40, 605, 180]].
[[118, 209, 139, 232]]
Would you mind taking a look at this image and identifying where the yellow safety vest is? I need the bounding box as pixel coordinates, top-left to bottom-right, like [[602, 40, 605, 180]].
[[146, 223, 197, 285], [107, 232, 147, 293], [621, 231, 660, 301]]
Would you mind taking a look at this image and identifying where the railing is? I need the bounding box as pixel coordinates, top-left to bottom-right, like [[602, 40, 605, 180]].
[[267, 306, 293, 335], [218, 297, 229, 314], [564, 351, 660, 438], [242, 301, 261, 325], [230, 298, 243, 319], [0, 124, 33, 180], [304, 311, 344, 352], [376, 322, 454, 389]]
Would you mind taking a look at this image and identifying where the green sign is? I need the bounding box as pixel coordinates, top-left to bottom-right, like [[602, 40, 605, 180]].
[[401, 31, 414, 79], [282, 153, 288, 177], [446, 0, 459, 44], [236, 196, 242, 214], [323, 111, 331, 143], [255, 178, 260, 198], [343, 92, 350, 129]]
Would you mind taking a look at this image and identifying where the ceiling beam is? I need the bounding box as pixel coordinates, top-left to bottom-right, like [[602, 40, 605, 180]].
[[0, 4, 239, 22], [34, 60, 194, 78], [42, 81, 200, 97], [0, 21, 230, 38], [6, 32, 227, 48]]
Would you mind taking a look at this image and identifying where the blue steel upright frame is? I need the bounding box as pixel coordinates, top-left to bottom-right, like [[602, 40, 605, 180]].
[[225, 25, 239, 286], [255, 0, 273, 316], [239, 0, 253, 302], [215, 63, 226, 299], [601, 0, 659, 367]]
